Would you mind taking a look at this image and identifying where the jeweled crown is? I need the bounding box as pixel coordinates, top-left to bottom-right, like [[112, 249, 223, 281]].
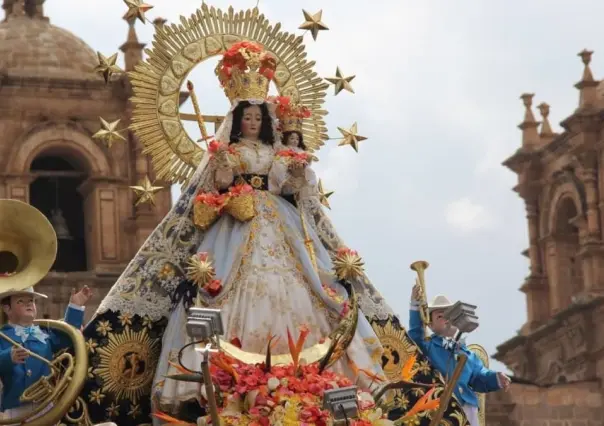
[[215, 41, 277, 103], [271, 96, 311, 133]]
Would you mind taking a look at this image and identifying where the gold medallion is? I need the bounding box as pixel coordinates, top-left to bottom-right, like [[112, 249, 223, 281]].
[[250, 175, 264, 189], [93, 326, 160, 404], [371, 319, 417, 381]]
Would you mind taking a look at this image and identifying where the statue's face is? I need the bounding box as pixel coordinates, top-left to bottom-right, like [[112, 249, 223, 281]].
[[4, 295, 37, 325], [287, 132, 300, 147], [429, 309, 457, 337], [241, 105, 262, 139]]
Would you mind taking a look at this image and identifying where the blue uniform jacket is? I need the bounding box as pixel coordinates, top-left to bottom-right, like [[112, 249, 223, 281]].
[[0, 304, 85, 411], [408, 305, 500, 407]]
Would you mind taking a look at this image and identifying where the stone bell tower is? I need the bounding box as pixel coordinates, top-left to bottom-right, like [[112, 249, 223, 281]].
[[485, 50, 604, 425], [0, 0, 171, 320]]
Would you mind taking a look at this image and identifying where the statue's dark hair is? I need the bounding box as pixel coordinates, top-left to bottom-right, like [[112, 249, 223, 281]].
[[229, 101, 275, 145], [282, 130, 306, 151]]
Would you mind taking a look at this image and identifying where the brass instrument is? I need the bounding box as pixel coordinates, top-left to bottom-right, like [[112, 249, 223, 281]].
[[409, 260, 430, 340], [0, 199, 88, 425]]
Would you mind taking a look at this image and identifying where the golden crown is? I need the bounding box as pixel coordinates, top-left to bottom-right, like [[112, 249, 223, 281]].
[[215, 41, 277, 103], [271, 96, 311, 133]]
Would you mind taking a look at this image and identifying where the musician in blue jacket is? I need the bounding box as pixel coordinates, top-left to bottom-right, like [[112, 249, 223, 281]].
[[0, 285, 92, 420], [408, 284, 510, 426]]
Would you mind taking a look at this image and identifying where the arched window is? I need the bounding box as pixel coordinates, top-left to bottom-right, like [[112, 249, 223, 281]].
[[552, 197, 582, 309], [29, 155, 88, 272]]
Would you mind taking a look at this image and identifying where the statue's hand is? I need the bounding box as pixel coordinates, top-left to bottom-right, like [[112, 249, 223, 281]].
[[11, 346, 28, 364], [70, 286, 93, 307]]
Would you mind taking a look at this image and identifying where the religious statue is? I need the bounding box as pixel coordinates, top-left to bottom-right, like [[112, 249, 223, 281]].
[[81, 4, 473, 426], [409, 288, 511, 426]]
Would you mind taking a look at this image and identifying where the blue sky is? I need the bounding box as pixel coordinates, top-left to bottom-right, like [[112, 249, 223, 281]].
[[45, 0, 604, 372]]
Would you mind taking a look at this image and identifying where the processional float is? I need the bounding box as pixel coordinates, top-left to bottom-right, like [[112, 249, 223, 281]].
[[78, 1, 491, 425]]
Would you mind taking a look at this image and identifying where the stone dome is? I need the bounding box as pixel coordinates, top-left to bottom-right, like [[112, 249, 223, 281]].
[[0, 16, 101, 81]]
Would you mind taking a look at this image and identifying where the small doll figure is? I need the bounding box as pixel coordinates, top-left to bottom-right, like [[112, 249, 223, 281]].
[[408, 285, 511, 426], [0, 285, 92, 420]]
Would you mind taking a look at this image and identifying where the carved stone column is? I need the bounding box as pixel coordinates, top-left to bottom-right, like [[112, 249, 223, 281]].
[[1, 174, 35, 203], [526, 200, 542, 274], [578, 164, 600, 240]]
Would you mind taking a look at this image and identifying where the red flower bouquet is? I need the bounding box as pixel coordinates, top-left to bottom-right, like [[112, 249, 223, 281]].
[[193, 191, 230, 231], [224, 183, 256, 222], [276, 149, 311, 168], [217, 41, 277, 81]]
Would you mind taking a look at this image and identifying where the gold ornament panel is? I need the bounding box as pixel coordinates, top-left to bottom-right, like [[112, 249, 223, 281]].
[[371, 318, 417, 381], [129, 3, 329, 183], [467, 344, 489, 426]]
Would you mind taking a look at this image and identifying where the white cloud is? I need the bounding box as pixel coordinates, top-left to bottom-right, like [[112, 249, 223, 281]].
[[444, 197, 495, 232]]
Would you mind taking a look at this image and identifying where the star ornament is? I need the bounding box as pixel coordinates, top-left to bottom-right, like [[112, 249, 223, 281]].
[[130, 176, 163, 206], [92, 118, 126, 148], [317, 179, 334, 209], [325, 67, 355, 96], [299, 9, 329, 41], [94, 52, 122, 84], [332, 248, 365, 281], [337, 123, 368, 152], [123, 0, 154, 24], [186, 252, 216, 288]]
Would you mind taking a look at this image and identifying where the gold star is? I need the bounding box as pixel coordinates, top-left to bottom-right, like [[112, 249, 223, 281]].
[[298, 9, 329, 41], [317, 179, 334, 209], [337, 123, 367, 152], [94, 52, 122, 84], [92, 118, 126, 148], [130, 176, 163, 206], [325, 67, 355, 96], [123, 0, 154, 24]]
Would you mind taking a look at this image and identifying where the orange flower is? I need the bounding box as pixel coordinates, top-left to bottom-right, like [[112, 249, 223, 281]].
[[228, 183, 254, 196], [402, 386, 440, 419], [152, 411, 196, 425], [286, 324, 310, 372], [195, 192, 230, 210], [400, 353, 417, 381]]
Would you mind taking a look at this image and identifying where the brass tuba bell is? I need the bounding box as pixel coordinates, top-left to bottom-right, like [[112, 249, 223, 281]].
[[0, 199, 57, 292]]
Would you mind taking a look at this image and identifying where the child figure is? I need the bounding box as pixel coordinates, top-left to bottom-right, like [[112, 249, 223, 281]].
[[408, 284, 510, 426], [0, 285, 92, 420]]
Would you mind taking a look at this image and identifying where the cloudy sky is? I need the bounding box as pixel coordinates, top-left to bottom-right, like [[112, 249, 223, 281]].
[[44, 0, 604, 372]]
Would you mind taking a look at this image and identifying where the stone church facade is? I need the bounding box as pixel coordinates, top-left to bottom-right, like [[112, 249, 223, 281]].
[[0, 0, 171, 320], [486, 50, 604, 424]]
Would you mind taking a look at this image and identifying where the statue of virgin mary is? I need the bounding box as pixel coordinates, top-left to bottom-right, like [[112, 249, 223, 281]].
[[80, 41, 469, 426]]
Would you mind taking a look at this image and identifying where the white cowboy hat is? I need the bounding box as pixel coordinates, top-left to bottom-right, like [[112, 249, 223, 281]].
[[428, 295, 454, 312], [0, 286, 47, 301]]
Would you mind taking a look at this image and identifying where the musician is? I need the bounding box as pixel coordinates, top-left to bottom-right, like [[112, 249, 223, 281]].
[[408, 284, 510, 426], [0, 285, 92, 417]]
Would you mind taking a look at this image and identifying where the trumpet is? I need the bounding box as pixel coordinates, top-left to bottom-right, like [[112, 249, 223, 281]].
[[410, 260, 430, 340]]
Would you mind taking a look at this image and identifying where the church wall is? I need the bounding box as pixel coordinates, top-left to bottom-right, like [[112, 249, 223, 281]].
[[486, 381, 603, 426]]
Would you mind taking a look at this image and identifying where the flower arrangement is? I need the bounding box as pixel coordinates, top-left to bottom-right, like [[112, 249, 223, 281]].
[[193, 192, 230, 230], [186, 252, 223, 297], [270, 95, 312, 134], [155, 326, 441, 426], [276, 149, 311, 167], [228, 183, 254, 197], [217, 41, 277, 81], [332, 247, 365, 281], [224, 183, 256, 222]]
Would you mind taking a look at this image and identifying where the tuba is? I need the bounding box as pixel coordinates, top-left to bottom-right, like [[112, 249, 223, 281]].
[[0, 199, 88, 425]]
